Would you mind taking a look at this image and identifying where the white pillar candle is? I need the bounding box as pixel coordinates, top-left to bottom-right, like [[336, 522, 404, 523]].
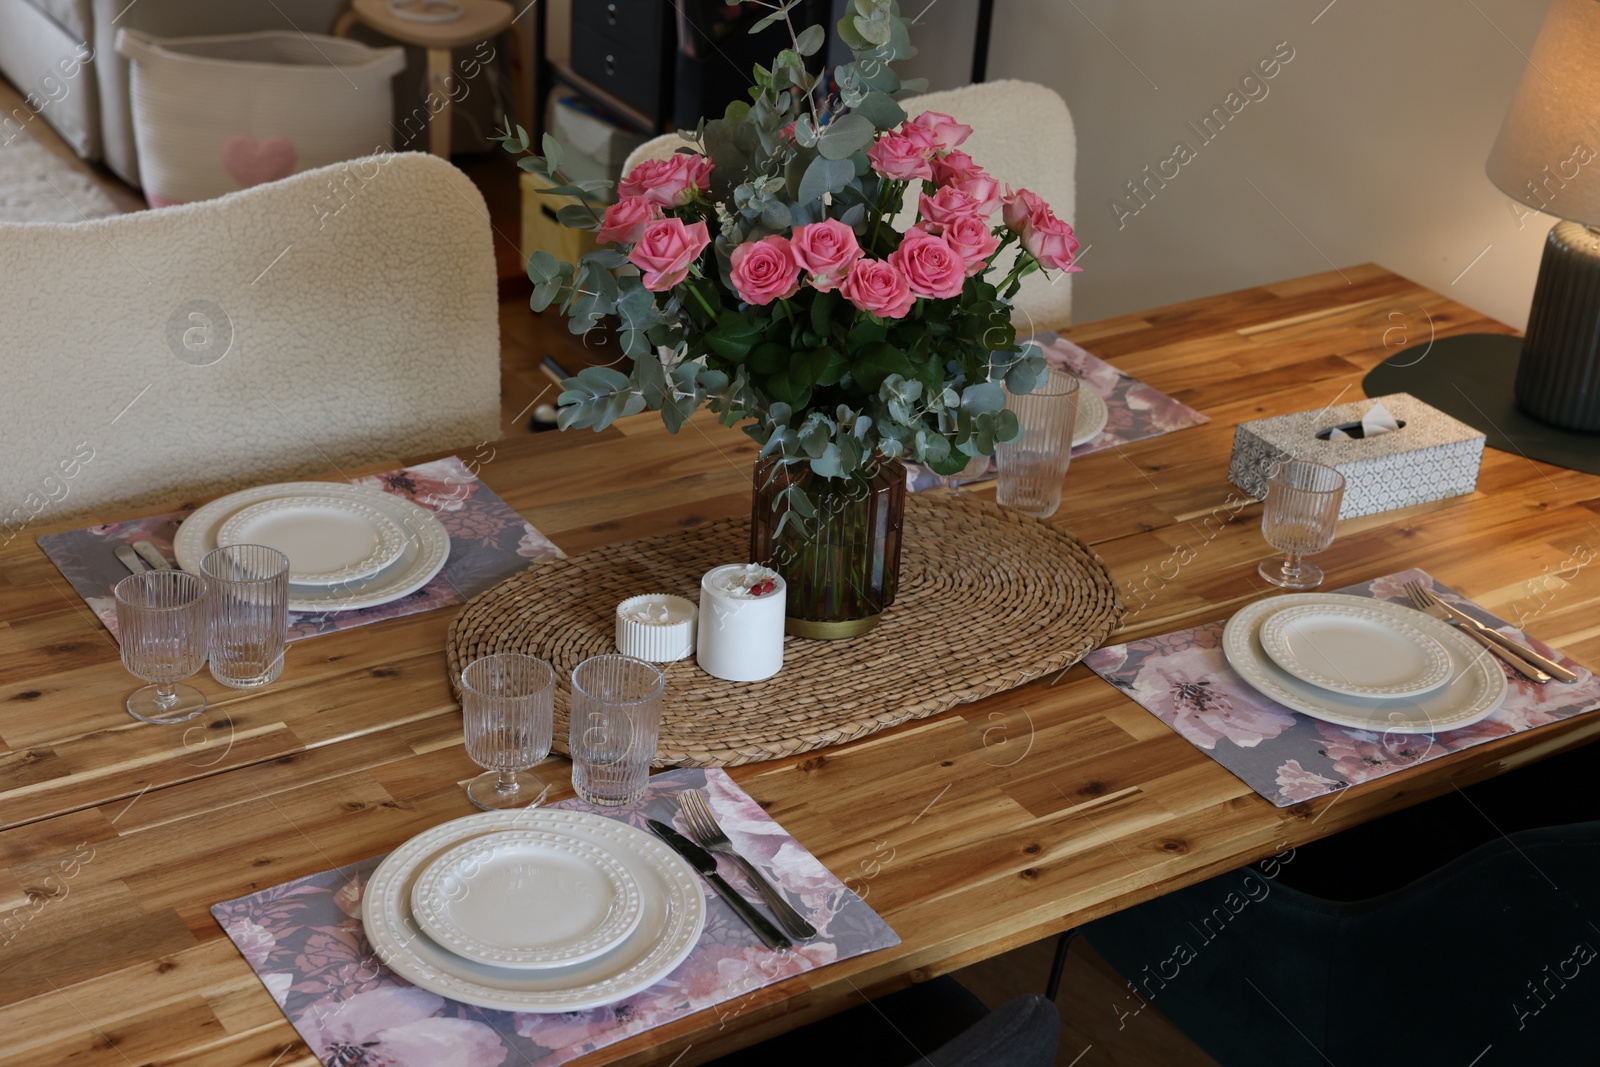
[[615, 594, 697, 662], [696, 564, 785, 682]]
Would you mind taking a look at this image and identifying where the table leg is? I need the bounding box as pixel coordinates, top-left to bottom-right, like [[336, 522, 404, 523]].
[[426, 47, 453, 158], [507, 19, 534, 140]]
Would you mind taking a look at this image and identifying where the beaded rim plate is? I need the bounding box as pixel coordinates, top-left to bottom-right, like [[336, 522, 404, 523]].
[[1223, 593, 1507, 733], [1074, 387, 1109, 446], [410, 829, 645, 970], [361, 808, 705, 1013], [1259, 602, 1453, 699], [216, 494, 406, 586]]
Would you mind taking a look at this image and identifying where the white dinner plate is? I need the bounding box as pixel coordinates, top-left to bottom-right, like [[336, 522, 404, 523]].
[[1259, 602, 1453, 699], [1073, 387, 1109, 446], [410, 829, 645, 970], [1222, 593, 1507, 733], [174, 481, 450, 613], [362, 808, 706, 1013], [217, 495, 407, 586]]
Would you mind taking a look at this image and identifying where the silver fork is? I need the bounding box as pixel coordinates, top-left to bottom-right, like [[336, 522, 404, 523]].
[[679, 789, 817, 940], [1403, 581, 1551, 684]]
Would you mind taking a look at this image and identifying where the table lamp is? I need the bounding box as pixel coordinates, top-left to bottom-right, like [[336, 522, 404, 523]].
[[1483, 0, 1600, 432]]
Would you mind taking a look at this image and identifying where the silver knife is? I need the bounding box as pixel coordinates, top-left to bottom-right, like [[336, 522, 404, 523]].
[[1430, 599, 1578, 683], [131, 541, 172, 570], [647, 819, 792, 950], [114, 545, 147, 574]]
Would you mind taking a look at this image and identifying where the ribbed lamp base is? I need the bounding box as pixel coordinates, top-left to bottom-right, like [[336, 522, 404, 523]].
[[1516, 221, 1600, 432]]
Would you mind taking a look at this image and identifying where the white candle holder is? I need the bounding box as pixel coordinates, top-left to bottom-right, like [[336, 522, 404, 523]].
[[615, 594, 697, 662], [696, 564, 785, 682]]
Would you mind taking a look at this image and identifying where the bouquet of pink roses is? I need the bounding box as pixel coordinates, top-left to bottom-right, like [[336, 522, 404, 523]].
[[498, 0, 1078, 509]]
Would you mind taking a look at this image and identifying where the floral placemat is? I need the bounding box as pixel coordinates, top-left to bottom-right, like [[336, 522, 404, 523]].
[[907, 333, 1209, 492], [1083, 569, 1600, 807], [37, 456, 562, 643], [213, 767, 898, 1066]]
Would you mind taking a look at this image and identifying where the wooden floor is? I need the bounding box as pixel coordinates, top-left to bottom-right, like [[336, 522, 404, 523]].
[[2, 74, 1218, 1066]]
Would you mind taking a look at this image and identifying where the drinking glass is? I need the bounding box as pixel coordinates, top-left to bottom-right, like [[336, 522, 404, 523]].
[[1258, 459, 1346, 589], [945, 454, 991, 497], [202, 544, 289, 689], [460, 653, 555, 810], [569, 654, 664, 807], [113, 570, 209, 724], [996, 367, 1080, 519]]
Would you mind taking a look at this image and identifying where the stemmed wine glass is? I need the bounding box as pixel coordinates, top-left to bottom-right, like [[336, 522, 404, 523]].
[[944, 454, 992, 497], [460, 653, 555, 810], [113, 570, 209, 724], [1258, 459, 1346, 589]]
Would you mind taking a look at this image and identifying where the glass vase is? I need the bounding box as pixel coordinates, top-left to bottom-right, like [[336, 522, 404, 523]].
[[749, 455, 905, 640]]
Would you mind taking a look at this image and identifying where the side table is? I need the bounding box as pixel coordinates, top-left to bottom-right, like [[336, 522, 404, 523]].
[[333, 0, 531, 157]]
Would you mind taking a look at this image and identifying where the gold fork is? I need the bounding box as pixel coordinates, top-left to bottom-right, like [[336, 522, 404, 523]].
[[1403, 581, 1552, 684]]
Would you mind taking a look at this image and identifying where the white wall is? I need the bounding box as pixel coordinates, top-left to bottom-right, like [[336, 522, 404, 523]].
[[899, 0, 1559, 330]]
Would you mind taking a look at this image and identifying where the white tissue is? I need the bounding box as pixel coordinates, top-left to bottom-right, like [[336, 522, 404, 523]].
[[1328, 401, 1400, 440]]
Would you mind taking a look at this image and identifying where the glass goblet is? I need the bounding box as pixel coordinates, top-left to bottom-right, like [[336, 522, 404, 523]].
[[945, 454, 992, 497], [1258, 459, 1346, 589], [460, 653, 555, 810], [113, 570, 209, 724]]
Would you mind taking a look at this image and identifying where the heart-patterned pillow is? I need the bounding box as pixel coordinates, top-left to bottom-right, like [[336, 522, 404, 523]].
[[222, 134, 298, 188]]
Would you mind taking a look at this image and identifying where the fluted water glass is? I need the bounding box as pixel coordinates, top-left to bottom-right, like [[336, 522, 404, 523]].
[[114, 569, 209, 724], [569, 654, 664, 807], [996, 367, 1080, 519], [460, 653, 555, 810], [202, 544, 289, 689], [1258, 459, 1346, 589]]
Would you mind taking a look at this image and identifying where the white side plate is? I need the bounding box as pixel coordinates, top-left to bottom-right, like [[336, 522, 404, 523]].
[[1073, 387, 1109, 446], [174, 481, 449, 613], [217, 495, 406, 586], [1222, 593, 1507, 733], [410, 829, 645, 970], [362, 808, 706, 1013], [1259, 602, 1453, 699]]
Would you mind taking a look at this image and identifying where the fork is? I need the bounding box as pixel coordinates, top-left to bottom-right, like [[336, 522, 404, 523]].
[[1403, 581, 1552, 684], [679, 789, 817, 940]]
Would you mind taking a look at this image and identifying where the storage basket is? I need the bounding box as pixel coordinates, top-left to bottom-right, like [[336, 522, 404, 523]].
[[116, 29, 405, 207]]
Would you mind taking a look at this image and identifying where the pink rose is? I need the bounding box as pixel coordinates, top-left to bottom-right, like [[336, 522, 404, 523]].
[[916, 186, 984, 231], [840, 258, 915, 319], [728, 235, 801, 306], [931, 149, 985, 187], [617, 153, 712, 207], [595, 194, 663, 245], [1002, 186, 1051, 232], [865, 133, 933, 182], [627, 217, 711, 290], [903, 110, 972, 152], [941, 215, 1001, 276], [790, 219, 863, 292], [954, 174, 1001, 216], [1022, 213, 1082, 272], [888, 230, 966, 300]]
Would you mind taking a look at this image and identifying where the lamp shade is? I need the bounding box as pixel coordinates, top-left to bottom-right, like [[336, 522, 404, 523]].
[[1484, 0, 1600, 228]]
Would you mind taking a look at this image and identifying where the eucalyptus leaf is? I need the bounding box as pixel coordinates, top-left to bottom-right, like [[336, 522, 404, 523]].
[[854, 90, 906, 129], [798, 156, 855, 204], [794, 24, 826, 56], [817, 113, 876, 160]]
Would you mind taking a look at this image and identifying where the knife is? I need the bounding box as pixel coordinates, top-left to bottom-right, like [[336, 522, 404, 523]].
[[114, 545, 147, 574], [1429, 599, 1578, 683], [647, 819, 792, 950], [131, 541, 172, 570]]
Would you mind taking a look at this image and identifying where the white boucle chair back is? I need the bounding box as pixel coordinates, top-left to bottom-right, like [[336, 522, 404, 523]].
[[619, 80, 1077, 333], [0, 153, 501, 527]]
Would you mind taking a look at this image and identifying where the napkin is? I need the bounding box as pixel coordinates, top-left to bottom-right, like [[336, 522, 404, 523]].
[[1327, 400, 1401, 440]]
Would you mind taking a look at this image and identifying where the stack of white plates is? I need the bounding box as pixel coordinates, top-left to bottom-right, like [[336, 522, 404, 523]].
[[1222, 593, 1508, 732], [361, 809, 707, 1012], [174, 481, 450, 612]]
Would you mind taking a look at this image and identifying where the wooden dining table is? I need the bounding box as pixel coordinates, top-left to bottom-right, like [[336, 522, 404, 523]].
[[3, 264, 1598, 1066]]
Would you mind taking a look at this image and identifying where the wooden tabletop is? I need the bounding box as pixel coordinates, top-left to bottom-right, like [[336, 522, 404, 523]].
[[4, 265, 1597, 1066]]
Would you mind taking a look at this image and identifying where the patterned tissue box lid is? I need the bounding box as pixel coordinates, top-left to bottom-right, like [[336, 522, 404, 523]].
[[1228, 392, 1485, 519]]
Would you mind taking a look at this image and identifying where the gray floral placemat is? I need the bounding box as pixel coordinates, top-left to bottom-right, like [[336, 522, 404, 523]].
[[37, 456, 561, 643], [907, 333, 1209, 492], [1084, 569, 1600, 806], [213, 767, 898, 1066]]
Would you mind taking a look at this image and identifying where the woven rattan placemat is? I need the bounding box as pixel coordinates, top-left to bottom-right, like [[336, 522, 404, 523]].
[[446, 494, 1123, 767]]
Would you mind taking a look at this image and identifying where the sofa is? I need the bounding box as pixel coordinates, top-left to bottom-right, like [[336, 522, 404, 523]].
[[0, 0, 508, 188]]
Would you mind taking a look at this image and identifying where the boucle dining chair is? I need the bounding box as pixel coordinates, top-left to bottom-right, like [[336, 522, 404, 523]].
[[0, 152, 500, 527], [620, 79, 1078, 334]]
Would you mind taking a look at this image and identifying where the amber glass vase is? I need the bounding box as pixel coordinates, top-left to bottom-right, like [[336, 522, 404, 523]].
[[749, 455, 906, 639]]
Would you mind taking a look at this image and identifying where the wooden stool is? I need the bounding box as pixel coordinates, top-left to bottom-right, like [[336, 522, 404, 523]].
[[333, 0, 532, 158]]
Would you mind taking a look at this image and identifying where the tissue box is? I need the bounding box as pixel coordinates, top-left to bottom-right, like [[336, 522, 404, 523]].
[[1228, 393, 1485, 519]]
